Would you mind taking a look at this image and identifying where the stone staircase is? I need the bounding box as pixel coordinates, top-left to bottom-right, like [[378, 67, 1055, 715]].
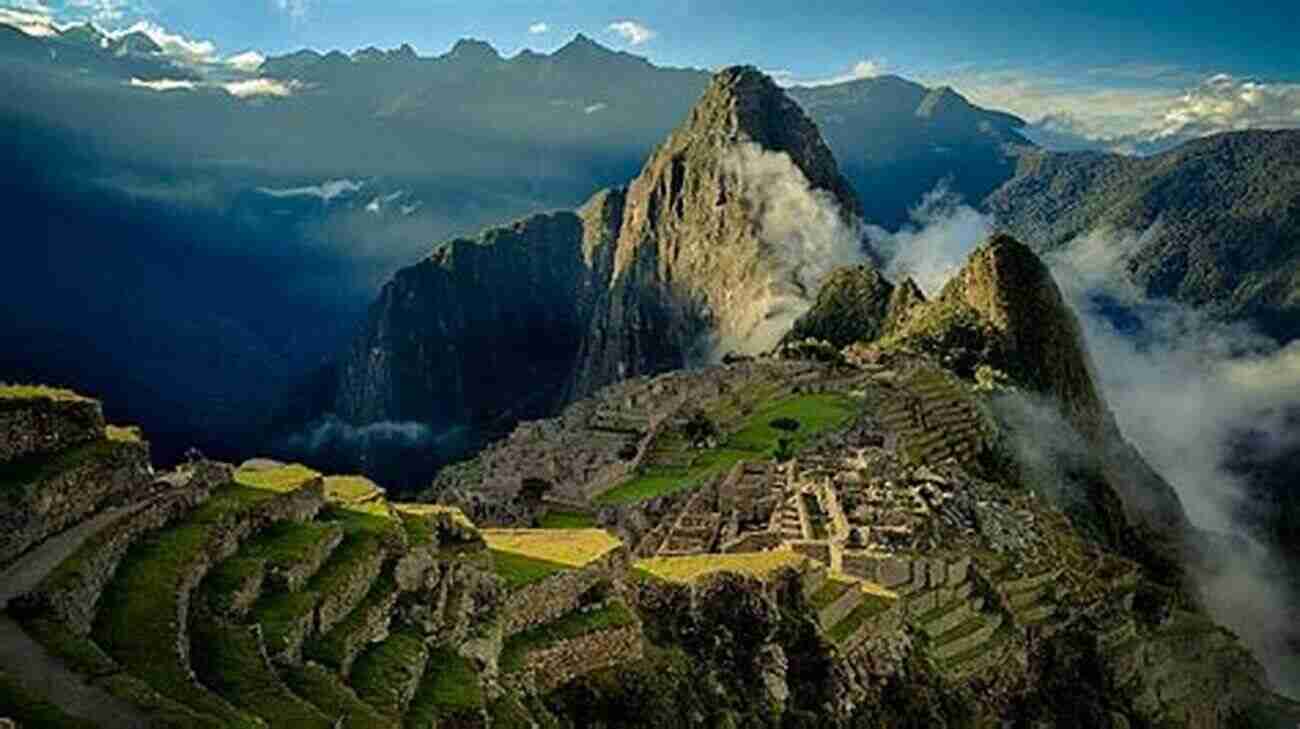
[[0, 394, 507, 729], [877, 370, 985, 466]]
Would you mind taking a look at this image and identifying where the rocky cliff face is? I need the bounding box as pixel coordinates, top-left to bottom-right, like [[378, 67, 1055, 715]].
[[571, 66, 866, 396]]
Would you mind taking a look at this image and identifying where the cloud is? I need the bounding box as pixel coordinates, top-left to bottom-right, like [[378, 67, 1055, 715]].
[[128, 76, 195, 91], [933, 65, 1300, 155], [606, 19, 655, 45], [287, 416, 437, 455], [528, 21, 548, 35], [0, 5, 64, 36], [257, 179, 362, 201], [224, 50, 264, 72], [775, 58, 888, 88], [107, 20, 215, 63], [867, 183, 993, 296], [714, 142, 867, 356], [222, 77, 299, 98], [273, 0, 311, 20], [65, 0, 141, 24], [582, 102, 607, 114]]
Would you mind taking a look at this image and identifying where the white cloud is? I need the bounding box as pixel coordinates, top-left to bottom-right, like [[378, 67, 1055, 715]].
[[222, 77, 299, 98], [224, 50, 265, 72], [0, 5, 63, 36], [606, 19, 655, 45], [65, 0, 147, 24], [274, 0, 311, 20], [583, 102, 607, 114], [868, 184, 993, 296], [257, 179, 363, 201], [932, 65, 1300, 155], [107, 20, 215, 63], [777, 58, 888, 88], [528, 21, 548, 35], [129, 76, 195, 91]]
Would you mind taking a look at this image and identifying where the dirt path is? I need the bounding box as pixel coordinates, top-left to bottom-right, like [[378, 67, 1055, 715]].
[[0, 504, 155, 727]]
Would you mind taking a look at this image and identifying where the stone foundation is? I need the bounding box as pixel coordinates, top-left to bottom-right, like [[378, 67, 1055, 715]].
[[516, 624, 645, 693], [500, 548, 626, 637], [0, 397, 104, 464]]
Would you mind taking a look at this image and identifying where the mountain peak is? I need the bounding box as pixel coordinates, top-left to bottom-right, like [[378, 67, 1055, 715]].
[[447, 38, 500, 63], [552, 32, 620, 61]]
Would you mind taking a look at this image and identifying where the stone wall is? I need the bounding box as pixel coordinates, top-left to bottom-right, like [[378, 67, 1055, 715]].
[[0, 438, 152, 567], [517, 624, 645, 693], [0, 397, 104, 464], [316, 544, 388, 637], [840, 550, 970, 591], [500, 548, 626, 637], [12, 462, 231, 635], [720, 531, 783, 554]]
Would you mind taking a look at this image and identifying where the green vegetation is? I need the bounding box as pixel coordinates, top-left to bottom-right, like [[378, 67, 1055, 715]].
[[252, 589, 318, 654], [0, 439, 121, 502], [21, 617, 118, 676], [598, 392, 859, 505], [490, 548, 570, 591], [284, 664, 397, 729], [0, 669, 100, 729], [828, 593, 895, 645], [500, 601, 637, 673], [105, 424, 143, 442], [0, 383, 90, 402], [235, 463, 320, 491], [538, 508, 598, 529], [406, 648, 484, 727], [809, 579, 854, 611], [92, 480, 314, 729], [323, 475, 382, 504], [350, 629, 429, 717], [190, 620, 334, 729], [307, 573, 398, 669]]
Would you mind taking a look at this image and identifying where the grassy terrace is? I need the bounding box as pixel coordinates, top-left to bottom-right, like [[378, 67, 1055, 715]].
[[0, 383, 90, 402], [406, 648, 484, 728], [0, 669, 99, 729], [203, 521, 341, 614], [810, 578, 855, 611], [538, 508, 598, 529], [323, 475, 383, 504], [191, 620, 333, 729], [596, 392, 860, 505], [284, 664, 397, 729], [483, 529, 620, 567], [500, 601, 637, 674], [490, 549, 571, 592], [635, 551, 808, 584], [828, 593, 896, 645], [92, 473, 317, 729], [350, 629, 429, 717], [0, 439, 122, 501]]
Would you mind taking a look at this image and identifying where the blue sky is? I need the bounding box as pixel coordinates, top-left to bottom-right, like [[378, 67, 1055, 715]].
[[5, 0, 1300, 150]]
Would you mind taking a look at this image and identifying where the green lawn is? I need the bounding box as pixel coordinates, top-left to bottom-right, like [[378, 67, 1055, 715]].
[[349, 629, 429, 717], [828, 593, 895, 645], [490, 549, 571, 591], [499, 601, 638, 673], [0, 383, 89, 401], [596, 392, 860, 505]]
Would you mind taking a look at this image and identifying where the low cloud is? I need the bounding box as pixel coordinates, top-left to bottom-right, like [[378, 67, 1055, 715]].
[[287, 416, 436, 454], [0, 5, 67, 37], [129, 76, 196, 92], [107, 20, 216, 63], [224, 50, 265, 72], [867, 183, 992, 296], [715, 142, 868, 356], [274, 0, 312, 21], [528, 21, 548, 35], [257, 179, 363, 201], [606, 19, 655, 45], [776, 58, 888, 88], [222, 77, 299, 98], [583, 102, 607, 114]]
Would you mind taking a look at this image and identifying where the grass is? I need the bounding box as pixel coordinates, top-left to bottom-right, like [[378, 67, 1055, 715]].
[[324, 475, 382, 504], [0, 439, 120, 502], [538, 508, 598, 530], [235, 463, 320, 491], [105, 424, 143, 442], [0, 383, 90, 402], [253, 589, 319, 655], [596, 392, 860, 505], [392, 503, 481, 547], [634, 551, 808, 584], [21, 617, 119, 677], [349, 629, 429, 717], [306, 572, 398, 669], [500, 601, 638, 673], [190, 620, 334, 729], [490, 549, 571, 592], [482, 529, 621, 568], [284, 664, 398, 729], [828, 593, 896, 645], [809, 579, 855, 611], [92, 480, 315, 729], [0, 669, 100, 729], [405, 648, 484, 728]]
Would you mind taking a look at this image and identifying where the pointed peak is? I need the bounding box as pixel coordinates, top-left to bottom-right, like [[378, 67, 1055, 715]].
[[553, 32, 618, 60]]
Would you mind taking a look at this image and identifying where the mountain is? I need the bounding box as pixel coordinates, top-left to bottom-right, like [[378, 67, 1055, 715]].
[[789, 75, 1028, 228], [988, 130, 1300, 343]]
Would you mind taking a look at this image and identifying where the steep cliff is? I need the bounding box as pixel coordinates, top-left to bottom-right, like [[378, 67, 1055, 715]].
[[571, 66, 866, 396]]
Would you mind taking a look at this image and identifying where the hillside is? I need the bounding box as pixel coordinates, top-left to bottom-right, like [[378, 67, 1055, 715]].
[[988, 130, 1300, 343]]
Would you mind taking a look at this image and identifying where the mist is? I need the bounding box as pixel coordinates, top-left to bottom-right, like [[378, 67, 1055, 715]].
[[871, 204, 1300, 695], [715, 142, 869, 355]]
